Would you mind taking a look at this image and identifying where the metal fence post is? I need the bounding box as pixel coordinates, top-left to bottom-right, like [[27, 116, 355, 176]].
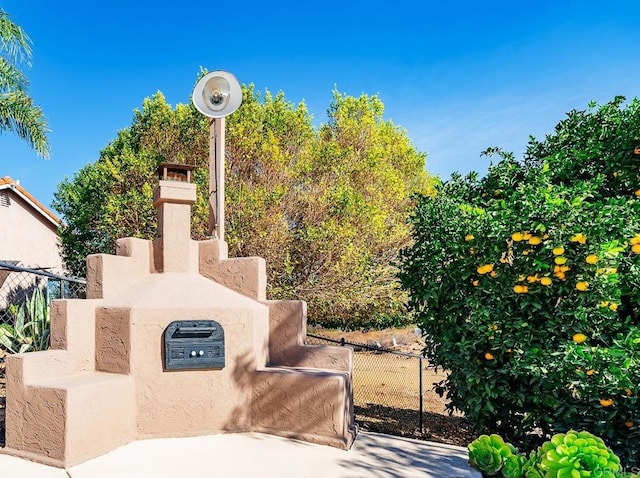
[[419, 356, 424, 433]]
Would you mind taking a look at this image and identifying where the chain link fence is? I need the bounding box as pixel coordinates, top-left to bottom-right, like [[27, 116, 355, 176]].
[[307, 333, 452, 434], [0, 261, 86, 325]]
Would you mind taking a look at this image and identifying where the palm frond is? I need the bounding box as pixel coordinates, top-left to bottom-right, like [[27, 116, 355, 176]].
[[0, 9, 32, 66], [0, 56, 28, 91], [0, 90, 50, 157]]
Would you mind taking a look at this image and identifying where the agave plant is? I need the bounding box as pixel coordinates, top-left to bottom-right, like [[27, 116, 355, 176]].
[[0, 288, 50, 353]]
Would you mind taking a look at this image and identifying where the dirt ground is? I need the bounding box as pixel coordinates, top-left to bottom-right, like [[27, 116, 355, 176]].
[[0, 328, 475, 449]]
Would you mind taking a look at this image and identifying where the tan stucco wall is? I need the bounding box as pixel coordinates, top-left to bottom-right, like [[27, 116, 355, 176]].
[[2, 179, 357, 468]]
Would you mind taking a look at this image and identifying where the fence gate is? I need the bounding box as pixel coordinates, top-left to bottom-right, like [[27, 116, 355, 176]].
[[306, 333, 451, 436]]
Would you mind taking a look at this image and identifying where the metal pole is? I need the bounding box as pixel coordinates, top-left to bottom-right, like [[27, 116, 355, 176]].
[[208, 117, 226, 240], [419, 356, 424, 432]]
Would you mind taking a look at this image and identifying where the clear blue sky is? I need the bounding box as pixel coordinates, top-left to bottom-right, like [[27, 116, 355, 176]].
[[2, 0, 640, 211]]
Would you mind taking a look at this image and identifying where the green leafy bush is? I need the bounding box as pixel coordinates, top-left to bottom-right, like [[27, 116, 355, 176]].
[[400, 98, 640, 467], [0, 288, 50, 353], [54, 87, 435, 329]]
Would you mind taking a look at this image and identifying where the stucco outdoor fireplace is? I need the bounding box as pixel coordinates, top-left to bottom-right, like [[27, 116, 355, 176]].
[[1, 166, 357, 467]]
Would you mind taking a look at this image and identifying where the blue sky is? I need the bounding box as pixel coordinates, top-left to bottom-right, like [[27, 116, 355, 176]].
[[2, 0, 640, 211]]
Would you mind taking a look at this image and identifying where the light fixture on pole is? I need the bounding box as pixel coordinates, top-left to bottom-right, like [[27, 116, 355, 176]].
[[192, 70, 242, 240]]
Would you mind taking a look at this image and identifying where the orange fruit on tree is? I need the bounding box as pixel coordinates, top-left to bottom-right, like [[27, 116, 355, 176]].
[[477, 264, 494, 275], [600, 398, 614, 407], [484, 352, 495, 361], [540, 277, 552, 286], [585, 254, 598, 264], [465, 234, 474, 241], [576, 281, 589, 291], [632, 243, 640, 254], [625, 421, 634, 428], [572, 333, 587, 344], [570, 233, 587, 244], [552, 247, 565, 255]]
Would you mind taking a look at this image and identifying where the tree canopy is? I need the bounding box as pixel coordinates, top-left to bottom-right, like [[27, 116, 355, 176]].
[[0, 9, 49, 157], [399, 97, 640, 466], [54, 84, 434, 327]]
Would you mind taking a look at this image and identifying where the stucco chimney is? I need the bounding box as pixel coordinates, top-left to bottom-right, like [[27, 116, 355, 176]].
[[153, 164, 197, 273]]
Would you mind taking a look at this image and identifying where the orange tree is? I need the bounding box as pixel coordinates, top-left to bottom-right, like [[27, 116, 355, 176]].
[[399, 97, 640, 467]]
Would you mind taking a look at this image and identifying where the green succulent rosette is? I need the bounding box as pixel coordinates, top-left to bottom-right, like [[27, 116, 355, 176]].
[[523, 467, 545, 478], [502, 453, 526, 478], [468, 434, 517, 476], [536, 430, 621, 478], [522, 450, 545, 478]]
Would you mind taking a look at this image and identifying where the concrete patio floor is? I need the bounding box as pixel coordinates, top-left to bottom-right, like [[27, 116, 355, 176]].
[[0, 431, 480, 477]]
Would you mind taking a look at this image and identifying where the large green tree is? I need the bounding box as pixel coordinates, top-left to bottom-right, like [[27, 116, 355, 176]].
[[0, 9, 48, 157], [400, 97, 640, 466], [54, 84, 434, 326]]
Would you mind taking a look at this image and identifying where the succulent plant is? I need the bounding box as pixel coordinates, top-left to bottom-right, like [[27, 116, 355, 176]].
[[536, 430, 621, 477], [501, 453, 526, 478], [468, 434, 518, 476], [521, 450, 545, 478], [467, 431, 636, 478]]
